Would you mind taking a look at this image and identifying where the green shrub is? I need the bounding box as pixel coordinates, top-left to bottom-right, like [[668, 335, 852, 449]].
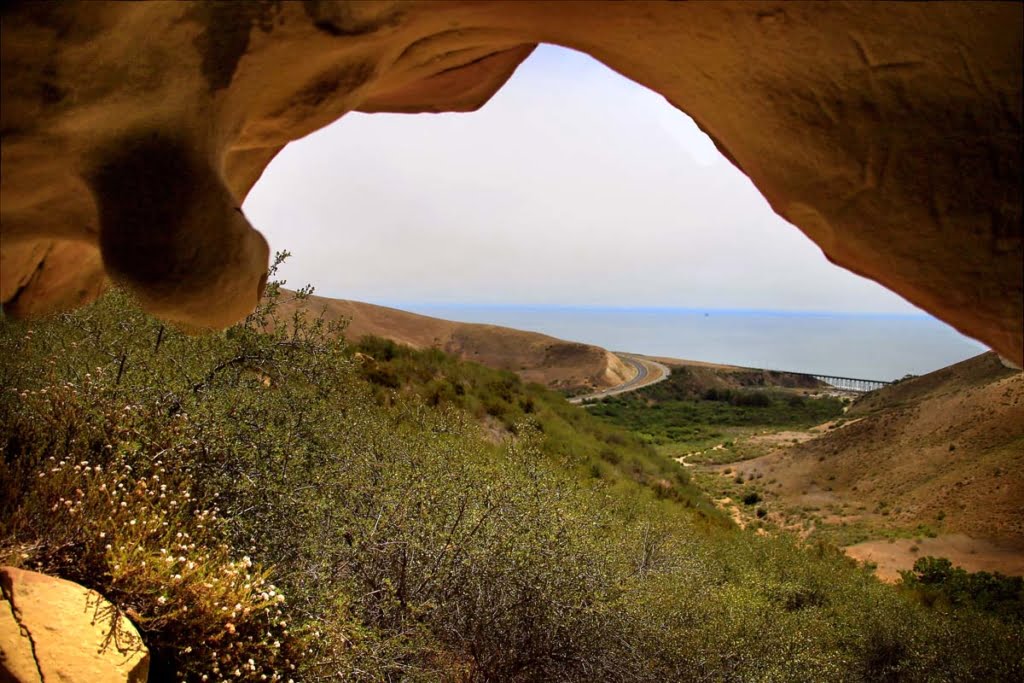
[[900, 557, 1024, 622], [1, 329, 298, 679]]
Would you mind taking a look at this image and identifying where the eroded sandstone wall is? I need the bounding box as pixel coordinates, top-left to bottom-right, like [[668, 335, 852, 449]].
[[1, 2, 1020, 363]]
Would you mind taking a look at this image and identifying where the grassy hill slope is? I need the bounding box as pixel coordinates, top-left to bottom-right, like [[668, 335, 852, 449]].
[[725, 352, 1024, 570], [276, 292, 633, 392], [586, 361, 845, 462], [351, 335, 718, 515], [1, 284, 1020, 679]]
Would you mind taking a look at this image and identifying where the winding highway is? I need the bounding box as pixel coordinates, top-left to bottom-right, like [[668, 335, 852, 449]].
[[569, 353, 671, 404]]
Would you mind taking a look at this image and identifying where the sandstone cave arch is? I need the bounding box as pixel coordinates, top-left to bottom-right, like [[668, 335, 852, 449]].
[[1, 1, 1020, 364]]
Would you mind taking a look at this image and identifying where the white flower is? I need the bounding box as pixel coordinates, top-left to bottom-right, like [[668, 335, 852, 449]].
[[157, 596, 167, 605]]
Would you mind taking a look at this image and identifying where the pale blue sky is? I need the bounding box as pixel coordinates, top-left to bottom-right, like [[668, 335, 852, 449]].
[[244, 45, 924, 315]]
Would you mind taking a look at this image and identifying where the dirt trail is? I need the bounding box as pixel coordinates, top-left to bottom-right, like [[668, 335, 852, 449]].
[[709, 354, 1024, 578], [590, 350, 1023, 579]]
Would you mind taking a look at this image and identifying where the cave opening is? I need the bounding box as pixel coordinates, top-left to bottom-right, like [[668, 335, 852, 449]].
[[242, 45, 985, 380]]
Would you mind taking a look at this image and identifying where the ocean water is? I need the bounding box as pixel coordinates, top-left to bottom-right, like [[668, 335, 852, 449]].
[[387, 305, 989, 382]]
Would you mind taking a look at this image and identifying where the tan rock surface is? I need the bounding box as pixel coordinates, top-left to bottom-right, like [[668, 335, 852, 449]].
[[1, 2, 1020, 362], [0, 240, 107, 318], [0, 566, 148, 683], [0, 593, 38, 683]]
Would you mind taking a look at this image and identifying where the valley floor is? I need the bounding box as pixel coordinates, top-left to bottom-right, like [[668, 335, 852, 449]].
[[687, 419, 1024, 580], [590, 352, 1024, 580]]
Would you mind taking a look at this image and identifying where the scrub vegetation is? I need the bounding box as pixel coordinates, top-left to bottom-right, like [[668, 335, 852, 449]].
[[351, 335, 714, 514], [586, 370, 844, 463], [1, 260, 1019, 681], [899, 556, 1023, 622]]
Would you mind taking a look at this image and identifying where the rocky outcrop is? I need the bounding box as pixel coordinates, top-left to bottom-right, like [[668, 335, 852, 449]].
[[0, 240, 107, 318], [1, 2, 1020, 363], [0, 566, 149, 683]]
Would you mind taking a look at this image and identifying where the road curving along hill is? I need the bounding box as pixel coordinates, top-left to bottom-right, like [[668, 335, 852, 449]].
[[569, 354, 671, 403]]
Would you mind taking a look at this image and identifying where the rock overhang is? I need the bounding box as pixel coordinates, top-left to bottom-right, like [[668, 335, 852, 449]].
[[0, 1, 1020, 363]]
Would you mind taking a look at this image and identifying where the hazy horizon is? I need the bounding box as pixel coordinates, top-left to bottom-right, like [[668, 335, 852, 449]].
[[245, 44, 938, 317], [390, 303, 988, 380], [323, 298, 940, 319]]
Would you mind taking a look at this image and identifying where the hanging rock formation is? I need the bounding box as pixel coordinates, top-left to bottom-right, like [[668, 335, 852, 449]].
[[1, 2, 1020, 362], [0, 566, 149, 682]]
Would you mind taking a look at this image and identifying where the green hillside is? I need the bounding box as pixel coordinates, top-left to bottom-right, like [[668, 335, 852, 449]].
[[588, 366, 846, 461], [351, 335, 716, 514], [0, 273, 1019, 681]]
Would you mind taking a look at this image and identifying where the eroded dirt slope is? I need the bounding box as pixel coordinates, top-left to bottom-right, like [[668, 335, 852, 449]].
[[733, 353, 1024, 554]]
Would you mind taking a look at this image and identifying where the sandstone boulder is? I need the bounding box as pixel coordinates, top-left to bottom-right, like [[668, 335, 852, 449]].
[[0, 566, 149, 683]]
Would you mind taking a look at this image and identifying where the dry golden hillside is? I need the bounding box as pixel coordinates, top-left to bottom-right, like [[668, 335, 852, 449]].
[[276, 292, 633, 392], [729, 352, 1024, 577]]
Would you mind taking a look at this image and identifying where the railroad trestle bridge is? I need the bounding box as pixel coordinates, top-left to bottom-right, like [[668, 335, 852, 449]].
[[791, 373, 892, 393]]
